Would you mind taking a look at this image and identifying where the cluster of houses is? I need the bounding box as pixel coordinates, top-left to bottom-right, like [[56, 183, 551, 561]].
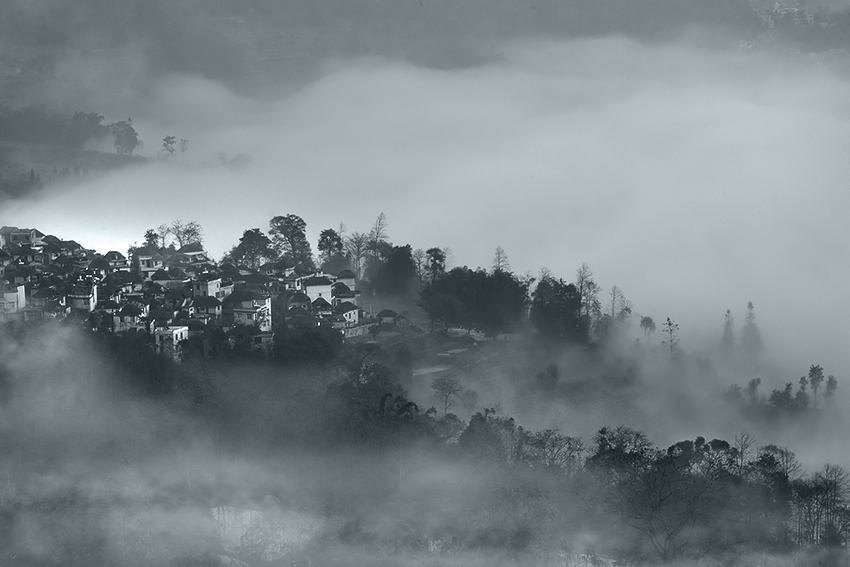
[[0, 225, 397, 358], [752, 1, 825, 28]]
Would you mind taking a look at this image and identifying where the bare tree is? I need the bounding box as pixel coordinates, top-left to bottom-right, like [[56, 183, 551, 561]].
[[609, 285, 632, 322], [661, 317, 679, 356], [344, 232, 369, 279], [492, 246, 511, 273], [431, 376, 464, 414], [169, 220, 203, 248], [575, 262, 601, 320]]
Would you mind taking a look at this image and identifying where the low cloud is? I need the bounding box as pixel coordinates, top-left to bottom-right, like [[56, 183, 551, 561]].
[[3, 36, 849, 379]]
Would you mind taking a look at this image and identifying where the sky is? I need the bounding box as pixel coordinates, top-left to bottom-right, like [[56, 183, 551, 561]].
[[3, 35, 850, 382]]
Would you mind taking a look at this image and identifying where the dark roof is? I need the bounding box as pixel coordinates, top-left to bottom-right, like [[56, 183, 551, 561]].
[[377, 309, 399, 318], [177, 242, 205, 254], [104, 251, 126, 261], [60, 240, 82, 251], [337, 269, 356, 279], [287, 306, 310, 317], [242, 273, 271, 285], [195, 271, 221, 282], [331, 282, 352, 294], [88, 257, 110, 270], [312, 297, 332, 308], [32, 287, 59, 299], [302, 276, 333, 287], [120, 304, 144, 317], [289, 292, 310, 304], [335, 302, 359, 314], [150, 269, 171, 281], [223, 289, 268, 303], [192, 296, 222, 308]]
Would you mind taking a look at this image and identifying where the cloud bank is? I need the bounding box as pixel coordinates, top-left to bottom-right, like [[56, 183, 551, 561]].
[[3, 36, 849, 378]]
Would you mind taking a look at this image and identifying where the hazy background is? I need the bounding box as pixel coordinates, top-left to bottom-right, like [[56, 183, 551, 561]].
[[1, 0, 849, 455]]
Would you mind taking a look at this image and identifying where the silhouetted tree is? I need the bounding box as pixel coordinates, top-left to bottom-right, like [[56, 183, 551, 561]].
[[225, 228, 276, 270], [373, 245, 417, 296], [809, 364, 825, 408], [109, 118, 141, 155], [431, 375, 464, 414], [529, 275, 587, 343], [161, 135, 176, 158], [720, 309, 735, 358], [269, 214, 314, 270], [661, 317, 679, 356], [741, 301, 764, 360], [492, 246, 510, 273], [640, 315, 656, 339], [169, 220, 203, 248]]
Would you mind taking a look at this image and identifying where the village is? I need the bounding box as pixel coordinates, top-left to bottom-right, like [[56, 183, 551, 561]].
[[0, 225, 412, 359]]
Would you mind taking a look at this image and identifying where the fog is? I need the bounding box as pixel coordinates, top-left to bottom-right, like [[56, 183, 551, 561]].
[[4, 36, 850, 377], [3, 2, 850, 563]]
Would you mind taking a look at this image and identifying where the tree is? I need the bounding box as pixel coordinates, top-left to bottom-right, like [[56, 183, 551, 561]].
[[412, 248, 426, 287], [179, 138, 188, 157], [420, 267, 529, 335], [575, 262, 601, 321], [492, 246, 511, 273], [156, 224, 171, 249], [161, 135, 176, 158], [225, 228, 276, 270], [426, 247, 446, 282], [431, 376, 464, 414], [269, 214, 314, 270], [747, 377, 762, 405], [317, 228, 344, 264], [529, 275, 587, 343], [143, 229, 159, 248], [809, 364, 825, 408], [640, 316, 656, 339], [740, 301, 764, 360], [373, 245, 417, 296], [109, 119, 142, 155], [825, 375, 838, 406], [661, 317, 679, 356], [608, 285, 632, 322], [368, 213, 389, 262], [344, 232, 369, 279], [66, 111, 107, 149], [720, 309, 735, 359], [169, 220, 203, 248]]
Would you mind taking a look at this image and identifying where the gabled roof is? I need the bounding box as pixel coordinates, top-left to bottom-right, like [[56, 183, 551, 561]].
[[337, 269, 356, 279], [287, 305, 310, 317], [334, 301, 359, 315], [150, 269, 171, 281], [104, 251, 126, 261], [289, 292, 310, 304], [223, 289, 268, 303], [302, 276, 333, 287], [88, 257, 110, 271], [377, 309, 399, 318], [192, 296, 222, 308], [60, 240, 83, 251], [177, 242, 205, 254], [312, 297, 332, 309]]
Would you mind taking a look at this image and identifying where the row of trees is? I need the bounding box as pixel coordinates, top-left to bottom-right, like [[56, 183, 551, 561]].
[[726, 365, 839, 411]]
